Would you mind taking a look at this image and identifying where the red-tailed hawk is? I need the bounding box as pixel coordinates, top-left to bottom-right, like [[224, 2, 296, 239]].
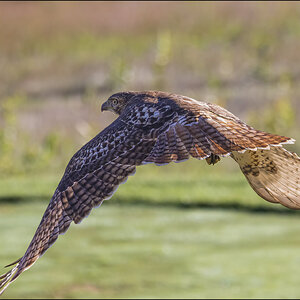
[[1, 91, 299, 294]]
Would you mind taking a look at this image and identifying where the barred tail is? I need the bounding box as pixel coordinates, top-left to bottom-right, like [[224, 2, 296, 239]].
[[232, 145, 300, 209]]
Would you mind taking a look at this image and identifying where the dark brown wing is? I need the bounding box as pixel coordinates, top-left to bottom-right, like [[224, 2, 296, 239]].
[[0, 117, 156, 294], [143, 97, 293, 164]]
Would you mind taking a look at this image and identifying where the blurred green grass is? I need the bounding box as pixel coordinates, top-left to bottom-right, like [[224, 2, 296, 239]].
[[0, 159, 296, 212], [1, 159, 300, 298], [1, 198, 300, 298]]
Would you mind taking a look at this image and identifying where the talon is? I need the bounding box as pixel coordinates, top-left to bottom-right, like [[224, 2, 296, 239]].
[[206, 154, 220, 165]]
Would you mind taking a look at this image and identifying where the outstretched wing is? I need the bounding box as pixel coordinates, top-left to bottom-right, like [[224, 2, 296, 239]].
[[0, 117, 157, 294], [143, 97, 294, 164]]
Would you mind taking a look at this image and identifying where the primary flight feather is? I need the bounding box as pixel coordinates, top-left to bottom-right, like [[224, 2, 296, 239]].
[[1, 90, 299, 294]]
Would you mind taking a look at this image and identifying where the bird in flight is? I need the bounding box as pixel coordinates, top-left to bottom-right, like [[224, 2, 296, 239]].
[[1, 91, 299, 294]]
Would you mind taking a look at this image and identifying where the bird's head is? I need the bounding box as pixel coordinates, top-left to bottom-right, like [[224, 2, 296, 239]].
[[101, 92, 137, 115]]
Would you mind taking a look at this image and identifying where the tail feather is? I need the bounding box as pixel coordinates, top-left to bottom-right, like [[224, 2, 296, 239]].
[[232, 145, 300, 209]]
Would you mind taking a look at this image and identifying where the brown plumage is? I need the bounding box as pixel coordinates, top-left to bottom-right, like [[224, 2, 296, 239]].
[[1, 90, 299, 294]]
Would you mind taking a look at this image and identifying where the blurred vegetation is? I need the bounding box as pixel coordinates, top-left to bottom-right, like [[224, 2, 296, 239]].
[[0, 2, 300, 298], [0, 92, 297, 177], [1, 163, 299, 298], [1, 201, 300, 299], [248, 97, 296, 135], [0, 95, 73, 175], [153, 30, 172, 89]]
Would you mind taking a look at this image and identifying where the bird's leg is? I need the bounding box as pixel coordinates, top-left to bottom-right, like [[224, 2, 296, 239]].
[[206, 153, 221, 165]]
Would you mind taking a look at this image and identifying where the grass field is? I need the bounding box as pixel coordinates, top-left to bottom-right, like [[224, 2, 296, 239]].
[[1, 160, 300, 299]]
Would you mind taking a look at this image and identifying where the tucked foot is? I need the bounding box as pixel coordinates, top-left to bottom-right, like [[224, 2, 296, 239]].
[[206, 154, 221, 165]]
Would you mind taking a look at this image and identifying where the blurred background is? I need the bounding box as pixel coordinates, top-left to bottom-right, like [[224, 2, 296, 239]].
[[0, 1, 300, 298]]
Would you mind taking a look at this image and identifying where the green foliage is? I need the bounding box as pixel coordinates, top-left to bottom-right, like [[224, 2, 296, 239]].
[[153, 30, 172, 89], [155, 31, 172, 67], [107, 58, 130, 90], [0, 94, 27, 174], [248, 97, 296, 136], [265, 98, 295, 133], [0, 96, 74, 176]]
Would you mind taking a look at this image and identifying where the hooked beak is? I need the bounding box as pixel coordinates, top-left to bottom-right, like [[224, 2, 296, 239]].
[[101, 101, 109, 112]]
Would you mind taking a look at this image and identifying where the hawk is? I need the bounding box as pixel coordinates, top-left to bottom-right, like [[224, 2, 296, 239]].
[[1, 91, 299, 294]]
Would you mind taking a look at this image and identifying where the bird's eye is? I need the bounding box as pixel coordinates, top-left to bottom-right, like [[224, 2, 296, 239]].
[[112, 99, 119, 106]]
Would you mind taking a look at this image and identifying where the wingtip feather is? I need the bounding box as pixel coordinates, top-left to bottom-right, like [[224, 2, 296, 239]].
[[0, 265, 19, 295]]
